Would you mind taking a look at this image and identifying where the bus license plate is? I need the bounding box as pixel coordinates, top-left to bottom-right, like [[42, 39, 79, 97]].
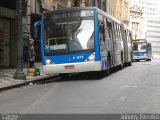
[[65, 65, 75, 69]]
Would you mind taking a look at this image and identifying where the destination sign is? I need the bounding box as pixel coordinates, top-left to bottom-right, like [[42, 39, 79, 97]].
[[44, 10, 94, 23]]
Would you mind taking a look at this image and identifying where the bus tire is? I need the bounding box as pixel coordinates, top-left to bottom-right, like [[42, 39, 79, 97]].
[[106, 59, 111, 76], [106, 53, 111, 75], [59, 73, 69, 80], [119, 52, 123, 70], [128, 62, 132, 66]]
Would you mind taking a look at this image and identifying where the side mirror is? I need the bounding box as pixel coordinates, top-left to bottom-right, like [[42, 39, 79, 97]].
[[34, 21, 41, 40]]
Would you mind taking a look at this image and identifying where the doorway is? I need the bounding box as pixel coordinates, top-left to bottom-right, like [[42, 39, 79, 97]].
[[0, 18, 10, 67]]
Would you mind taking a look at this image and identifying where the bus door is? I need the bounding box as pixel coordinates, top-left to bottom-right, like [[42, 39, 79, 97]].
[[106, 19, 115, 67]]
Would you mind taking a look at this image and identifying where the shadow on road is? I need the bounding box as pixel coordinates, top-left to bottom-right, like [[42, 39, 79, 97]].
[[38, 65, 129, 84]]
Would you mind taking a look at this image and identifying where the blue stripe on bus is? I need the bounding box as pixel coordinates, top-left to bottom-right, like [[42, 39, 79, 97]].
[[47, 52, 94, 64], [134, 52, 146, 56], [94, 8, 101, 62]]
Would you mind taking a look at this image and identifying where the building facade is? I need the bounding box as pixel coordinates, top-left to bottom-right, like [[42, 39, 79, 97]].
[[131, 0, 160, 17], [0, 0, 18, 67], [131, 0, 160, 56], [146, 19, 160, 56], [129, 5, 143, 39], [107, 0, 130, 26]]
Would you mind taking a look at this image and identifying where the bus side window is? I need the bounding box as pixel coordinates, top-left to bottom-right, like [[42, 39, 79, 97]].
[[99, 20, 105, 51], [104, 19, 110, 41], [148, 44, 151, 50], [129, 32, 132, 41], [99, 21, 105, 42], [113, 22, 117, 40], [106, 20, 113, 41], [118, 25, 122, 41], [125, 30, 127, 41]]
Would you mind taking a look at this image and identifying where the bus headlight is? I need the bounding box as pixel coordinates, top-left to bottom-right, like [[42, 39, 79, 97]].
[[85, 53, 95, 62], [46, 58, 54, 65], [144, 53, 146, 56]]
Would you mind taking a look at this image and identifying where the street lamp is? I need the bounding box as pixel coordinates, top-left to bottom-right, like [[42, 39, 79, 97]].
[[13, 0, 26, 80]]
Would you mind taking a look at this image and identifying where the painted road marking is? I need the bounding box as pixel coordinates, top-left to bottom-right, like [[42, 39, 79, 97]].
[[120, 97, 125, 101], [132, 86, 137, 88]]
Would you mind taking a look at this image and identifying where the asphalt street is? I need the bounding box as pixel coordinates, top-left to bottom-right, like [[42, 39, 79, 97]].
[[0, 60, 160, 114]]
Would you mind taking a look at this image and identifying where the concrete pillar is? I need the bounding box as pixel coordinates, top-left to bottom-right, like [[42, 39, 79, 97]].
[[67, 0, 72, 7]]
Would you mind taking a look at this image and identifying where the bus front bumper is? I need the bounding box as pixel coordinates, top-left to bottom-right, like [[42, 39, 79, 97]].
[[43, 61, 102, 74], [133, 56, 148, 60]]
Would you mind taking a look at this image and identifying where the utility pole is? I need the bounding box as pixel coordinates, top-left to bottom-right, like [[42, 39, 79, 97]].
[[13, 0, 26, 80]]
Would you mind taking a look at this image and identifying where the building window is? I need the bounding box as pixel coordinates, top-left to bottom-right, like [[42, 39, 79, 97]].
[[74, 0, 81, 7], [57, 4, 65, 9]]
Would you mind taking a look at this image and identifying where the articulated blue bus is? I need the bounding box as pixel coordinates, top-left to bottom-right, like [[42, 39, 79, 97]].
[[132, 39, 152, 61], [34, 7, 132, 78]]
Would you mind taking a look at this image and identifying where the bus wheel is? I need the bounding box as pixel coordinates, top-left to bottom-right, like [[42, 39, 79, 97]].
[[128, 62, 132, 66], [119, 52, 123, 70], [106, 59, 111, 76], [101, 69, 110, 77], [119, 64, 123, 70], [59, 73, 69, 80], [106, 54, 111, 75]]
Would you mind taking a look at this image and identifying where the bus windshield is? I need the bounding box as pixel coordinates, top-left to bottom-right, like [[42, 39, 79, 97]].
[[133, 42, 146, 52], [44, 18, 94, 54]]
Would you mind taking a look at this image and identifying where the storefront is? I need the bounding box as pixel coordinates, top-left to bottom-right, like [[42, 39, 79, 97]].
[[0, 6, 17, 68], [0, 17, 10, 67]]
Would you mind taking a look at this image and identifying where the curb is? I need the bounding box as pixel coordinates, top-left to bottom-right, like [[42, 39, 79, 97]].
[[0, 74, 59, 92]]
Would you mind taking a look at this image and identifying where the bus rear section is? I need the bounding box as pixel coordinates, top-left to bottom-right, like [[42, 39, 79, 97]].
[[41, 9, 104, 74], [132, 39, 152, 61]]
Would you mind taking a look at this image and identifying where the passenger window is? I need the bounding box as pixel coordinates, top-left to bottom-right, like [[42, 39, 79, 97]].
[[118, 25, 122, 41], [106, 21, 113, 41], [104, 19, 110, 40], [99, 21, 105, 42]]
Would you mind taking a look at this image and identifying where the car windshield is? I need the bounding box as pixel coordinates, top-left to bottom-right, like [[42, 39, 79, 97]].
[[44, 18, 94, 54]]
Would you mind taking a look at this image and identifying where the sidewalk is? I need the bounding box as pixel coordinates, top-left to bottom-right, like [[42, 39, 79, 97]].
[[0, 63, 58, 92]]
